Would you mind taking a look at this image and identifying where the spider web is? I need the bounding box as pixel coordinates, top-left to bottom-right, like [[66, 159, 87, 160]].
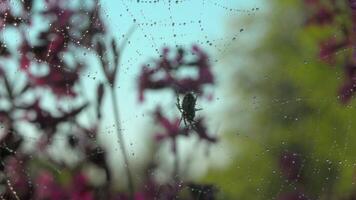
[[3, 0, 353, 199], [0, 0, 263, 197], [92, 0, 260, 146], [91, 0, 262, 180]]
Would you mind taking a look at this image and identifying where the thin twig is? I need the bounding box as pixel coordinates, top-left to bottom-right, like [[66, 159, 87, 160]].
[[103, 25, 137, 198], [110, 87, 134, 197], [119, 25, 137, 53]]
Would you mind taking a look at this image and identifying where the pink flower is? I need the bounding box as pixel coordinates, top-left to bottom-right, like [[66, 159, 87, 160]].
[[277, 191, 311, 200], [20, 36, 82, 97], [338, 63, 356, 103], [0, 1, 30, 30], [138, 66, 171, 102], [35, 171, 95, 200], [30, 64, 82, 97], [319, 38, 348, 63], [279, 151, 303, 182], [24, 100, 86, 131], [154, 108, 217, 153], [154, 107, 189, 152], [18, 1, 105, 98], [35, 171, 66, 200], [138, 45, 214, 102], [350, 0, 356, 10], [339, 80, 356, 103], [193, 118, 217, 143], [69, 173, 94, 200], [154, 108, 189, 139], [22, 99, 87, 148], [306, 7, 334, 25]]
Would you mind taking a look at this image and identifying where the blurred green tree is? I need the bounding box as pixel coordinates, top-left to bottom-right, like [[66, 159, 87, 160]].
[[202, 1, 356, 199]]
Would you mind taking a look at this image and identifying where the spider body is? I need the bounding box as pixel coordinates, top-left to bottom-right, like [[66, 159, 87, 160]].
[[176, 92, 201, 128]]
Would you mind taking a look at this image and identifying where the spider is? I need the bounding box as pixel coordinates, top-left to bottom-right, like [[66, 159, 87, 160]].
[[176, 92, 202, 128]]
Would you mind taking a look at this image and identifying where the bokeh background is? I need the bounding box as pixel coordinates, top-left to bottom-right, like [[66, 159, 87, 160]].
[[3, 0, 356, 199]]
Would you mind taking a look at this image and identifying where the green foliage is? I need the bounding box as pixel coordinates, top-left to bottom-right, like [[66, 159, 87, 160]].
[[202, 0, 356, 199]]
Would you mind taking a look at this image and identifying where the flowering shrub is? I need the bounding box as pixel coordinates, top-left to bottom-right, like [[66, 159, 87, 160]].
[[303, 0, 356, 103], [264, 2, 356, 199], [0, 0, 218, 199], [138, 46, 214, 102], [136, 46, 217, 199]]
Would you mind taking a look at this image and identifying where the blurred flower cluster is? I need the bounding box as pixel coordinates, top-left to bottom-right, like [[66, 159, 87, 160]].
[[0, 0, 113, 199], [277, 150, 311, 200], [138, 45, 217, 148], [138, 46, 214, 102], [137, 46, 217, 198], [0, 0, 218, 199], [304, 0, 356, 103]]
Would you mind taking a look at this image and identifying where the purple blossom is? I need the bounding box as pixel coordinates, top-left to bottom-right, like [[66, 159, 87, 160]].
[[350, 0, 356, 10], [303, 0, 356, 103], [339, 80, 356, 104], [318, 38, 348, 63], [35, 171, 67, 200], [18, 0, 105, 98], [69, 173, 95, 200], [35, 65, 81, 97], [279, 151, 303, 182], [154, 107, 189, 152], [138, 66, 172, 101], [277, 191, 311, 200], [154, 107, 217, 154], [0, 1, 31, 30], [34, 171, 94, 200], [306, 7, 334, 26], [338, 62, 356, 103], [42, 0, 105, 47], [138, 45, 214, 102], [24, 100, 86, 132], [22, 99, 87, 148], [0, 0, 218, 198], [193, 118, 218, 143]]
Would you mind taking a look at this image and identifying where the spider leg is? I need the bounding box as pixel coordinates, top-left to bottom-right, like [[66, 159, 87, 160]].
[[183, 117, 188, 127], [189, 123, 196, 131], [195, 108, 203, 111], [188, 122, 196, 130], [176, 94, 182, 112], [176, 103, 182, 113], [178, 115, 183, 125]]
